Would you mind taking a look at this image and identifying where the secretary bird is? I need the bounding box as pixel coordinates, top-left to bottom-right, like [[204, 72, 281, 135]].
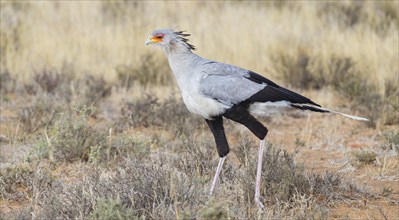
[[145, 29, 368, 209]]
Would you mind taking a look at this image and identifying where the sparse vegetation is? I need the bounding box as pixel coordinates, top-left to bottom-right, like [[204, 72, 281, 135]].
[[353, 150, 377, 165], [382, 131, 399, 152], [119, 93, 202, 135], [35, 106, 105, 162], [0, 138, 372, 219], [0, 164, 33, 202], [1, 1, 398, 219]]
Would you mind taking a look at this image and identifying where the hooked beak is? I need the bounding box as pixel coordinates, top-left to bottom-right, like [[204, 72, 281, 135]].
[[145, 36, 162, 45], [144, 38, 153, 45]]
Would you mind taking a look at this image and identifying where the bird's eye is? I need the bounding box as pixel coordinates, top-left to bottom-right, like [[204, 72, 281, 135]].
[[155, 34, 164, 38]]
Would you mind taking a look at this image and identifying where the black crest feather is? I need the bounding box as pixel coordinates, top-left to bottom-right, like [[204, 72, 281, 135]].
[[174, 31, 196, 51]]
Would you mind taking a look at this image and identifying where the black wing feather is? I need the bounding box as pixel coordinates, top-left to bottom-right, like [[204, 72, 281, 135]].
[[244, 71, 321, 107]]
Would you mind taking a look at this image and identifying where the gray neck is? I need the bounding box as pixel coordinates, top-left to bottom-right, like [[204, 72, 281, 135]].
[[162, 41, 193, 56], [163, 43, 198, 78]]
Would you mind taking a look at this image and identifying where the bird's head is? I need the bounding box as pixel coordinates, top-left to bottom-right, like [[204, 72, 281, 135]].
[[145, 29, 196, 52]]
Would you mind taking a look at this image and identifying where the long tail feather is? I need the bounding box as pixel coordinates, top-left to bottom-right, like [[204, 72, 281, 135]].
[[291, 103, 369, 121], [327, 109, 369, 121]]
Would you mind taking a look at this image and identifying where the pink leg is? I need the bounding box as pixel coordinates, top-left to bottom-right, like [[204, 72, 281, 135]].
[[209, 156, 226, 196], [255, 139, 265, 209]]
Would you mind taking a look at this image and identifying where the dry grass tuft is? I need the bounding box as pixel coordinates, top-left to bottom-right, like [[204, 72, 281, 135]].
[[382, 131, 399, 152], [352, 150, 378, 165], [119, 93, 203, 135], [90, 197, 134, 220], [0, 164, 34, 202]]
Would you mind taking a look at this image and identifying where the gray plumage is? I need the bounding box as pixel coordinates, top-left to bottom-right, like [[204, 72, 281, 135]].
[[199, 63, 266, 106], [145, 28, 368, 121]]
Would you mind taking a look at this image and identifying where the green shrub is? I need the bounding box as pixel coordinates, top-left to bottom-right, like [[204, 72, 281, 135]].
[[28, 105, 155, 164], [352, 150, 377, 164], [198, 200, 229, 220], [36, 106, 106, 162], [90, 197, 134, 220]]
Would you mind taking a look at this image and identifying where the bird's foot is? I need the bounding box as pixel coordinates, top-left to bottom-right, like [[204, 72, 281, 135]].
[[255, 197, 264, 209]]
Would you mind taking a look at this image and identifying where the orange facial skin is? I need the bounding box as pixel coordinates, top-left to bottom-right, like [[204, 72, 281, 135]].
[[150, 34, 165, 43]]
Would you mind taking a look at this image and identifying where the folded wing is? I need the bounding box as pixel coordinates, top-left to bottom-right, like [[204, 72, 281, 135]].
[[199, 63, 324, 111]]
